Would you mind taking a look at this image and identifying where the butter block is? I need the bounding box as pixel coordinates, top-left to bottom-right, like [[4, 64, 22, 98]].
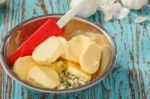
[[13, 56, 37, 80], [27, 66, 60, 89], [100, 45, 111, 74], [62, 35, 91, 62], [67, 62, 91, 81], [84, 32, 109, 46], [32, 36, 65, 65], [58, 36, 67, 45], [50, 60, 66, 74], [80, 42, 101, 74]]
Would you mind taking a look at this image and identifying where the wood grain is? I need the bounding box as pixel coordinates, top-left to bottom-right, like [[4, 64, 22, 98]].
[[0, 66, 1, 82], [0, 0, 150, 99], [0, 65, 2, 97]]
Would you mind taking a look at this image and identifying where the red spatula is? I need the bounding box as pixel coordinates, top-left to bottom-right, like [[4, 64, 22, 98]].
[[8, 0, 88, 64]]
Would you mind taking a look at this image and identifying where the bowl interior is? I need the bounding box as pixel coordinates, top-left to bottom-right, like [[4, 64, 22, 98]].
[[1, 15, 115, 93]]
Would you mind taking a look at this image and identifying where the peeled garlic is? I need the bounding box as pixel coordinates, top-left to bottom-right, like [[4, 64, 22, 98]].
[[70, 0, 98, 18], [121, 0, 148, 10], [112, 2, 130, 20], [98, 1, 130, 21]]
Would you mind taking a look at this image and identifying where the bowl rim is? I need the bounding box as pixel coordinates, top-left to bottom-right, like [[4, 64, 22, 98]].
[[0, 14, 117, 93]]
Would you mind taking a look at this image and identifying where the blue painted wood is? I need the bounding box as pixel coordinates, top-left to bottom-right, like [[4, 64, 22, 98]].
[[0, 0, 150, 99]]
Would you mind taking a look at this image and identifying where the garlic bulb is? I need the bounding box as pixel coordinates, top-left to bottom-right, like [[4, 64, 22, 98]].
[[70, 0, 98, 18], [121, 0, 148, 10], [112, 2, 130, 20], [98, 1, 130, 21]]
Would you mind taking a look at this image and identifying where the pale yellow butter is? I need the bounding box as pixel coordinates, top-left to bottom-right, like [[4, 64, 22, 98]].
[[32, 36, 66, 65], [80, 42, 101, 74], [67, 62, 91, 81], [27, 66, 60, 89], [13, 56, 37, 80], [62, 35, 91, 62]]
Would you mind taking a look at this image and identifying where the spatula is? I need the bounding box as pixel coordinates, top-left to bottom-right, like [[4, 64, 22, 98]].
[[8, 0, 88, 64]]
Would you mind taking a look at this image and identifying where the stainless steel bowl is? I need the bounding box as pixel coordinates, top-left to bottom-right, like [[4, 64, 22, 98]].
[[0, 15, 116, 93]]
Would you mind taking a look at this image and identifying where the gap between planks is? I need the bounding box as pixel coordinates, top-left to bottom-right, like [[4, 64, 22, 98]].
[[0, 65, 2, 97]]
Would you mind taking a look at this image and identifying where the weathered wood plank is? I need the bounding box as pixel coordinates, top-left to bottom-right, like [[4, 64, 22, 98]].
[[0, 0, 150, 99], [0, 65, 2, 97], [98, 9, 150, 99]]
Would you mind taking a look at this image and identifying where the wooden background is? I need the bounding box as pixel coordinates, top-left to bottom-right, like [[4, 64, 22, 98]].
[[0, 0, 150, 99]]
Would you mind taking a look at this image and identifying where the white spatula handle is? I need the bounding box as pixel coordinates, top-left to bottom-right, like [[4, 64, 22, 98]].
[[57, 0, 88, 29]]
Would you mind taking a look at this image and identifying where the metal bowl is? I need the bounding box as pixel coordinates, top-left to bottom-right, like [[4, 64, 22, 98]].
[[0, 15, 116, 93]]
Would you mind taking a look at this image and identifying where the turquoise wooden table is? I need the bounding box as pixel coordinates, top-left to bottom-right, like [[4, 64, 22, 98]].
[[0, 0, 150, 99]]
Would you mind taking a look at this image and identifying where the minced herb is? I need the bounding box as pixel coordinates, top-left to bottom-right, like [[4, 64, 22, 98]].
[[59, 70, 87, 89]]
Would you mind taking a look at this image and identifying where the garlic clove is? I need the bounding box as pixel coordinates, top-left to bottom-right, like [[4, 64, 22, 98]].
[[70, 0, 98, 18], [112, 2, 130, 20]]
